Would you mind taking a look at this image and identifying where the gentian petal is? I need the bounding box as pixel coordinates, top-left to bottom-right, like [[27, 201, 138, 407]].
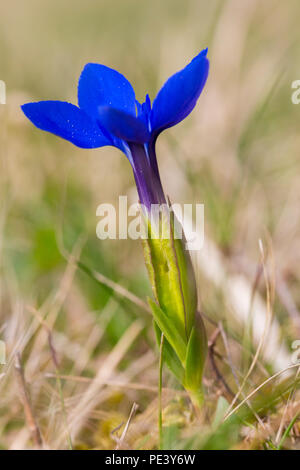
[[78, 63, 136, 120], [135, 99, 143, 117], [151, 49, 209, 135], [98, 106, 150, 143], [21, 101, 111, 148]]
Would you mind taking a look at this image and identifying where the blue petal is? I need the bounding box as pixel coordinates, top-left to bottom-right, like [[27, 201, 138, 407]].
[[78, 63, 136, 120], [141, 94, 151, 116], [151, 49, 209, 135], [135, 99, 143, 116], [136, 95, 151, 130], [98, 106, 150, 143], [22, 101, 111, 148]]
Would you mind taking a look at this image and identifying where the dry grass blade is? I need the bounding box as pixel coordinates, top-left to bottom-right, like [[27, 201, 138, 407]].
[[77, 260, 151, 315], [115, 402, 139, 450], [55, 319, 144, 447], [14, 353, 43, 449], [44, 373, 188, 396], [224, 363, 300, 421], [225, 239, 274, 417], [58, 230, 150, 315]]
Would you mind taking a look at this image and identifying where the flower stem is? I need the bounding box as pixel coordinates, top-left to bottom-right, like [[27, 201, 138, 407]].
[[158, 333, 164, 449], [189, 388, 204, 415]]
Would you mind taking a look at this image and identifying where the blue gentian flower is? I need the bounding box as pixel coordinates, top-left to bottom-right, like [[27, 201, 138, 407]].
[[22, 49, 209, 211]]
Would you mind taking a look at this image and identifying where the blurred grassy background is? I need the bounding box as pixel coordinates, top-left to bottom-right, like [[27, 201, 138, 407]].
[[1, 0, 300, 450]]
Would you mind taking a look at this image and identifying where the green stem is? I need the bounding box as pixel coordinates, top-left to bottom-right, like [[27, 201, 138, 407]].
[[278, 410, 300, 450], [189, 388, 204, 414], [158, 333, 164, 449]]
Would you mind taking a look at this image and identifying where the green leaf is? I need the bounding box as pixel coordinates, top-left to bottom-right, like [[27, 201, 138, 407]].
[[154, 322, 185, 384], [148, 298, 186, 364], [184, 313, 207, 391], [143, 208, 197, 339], [171, 210, 198, 335]]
